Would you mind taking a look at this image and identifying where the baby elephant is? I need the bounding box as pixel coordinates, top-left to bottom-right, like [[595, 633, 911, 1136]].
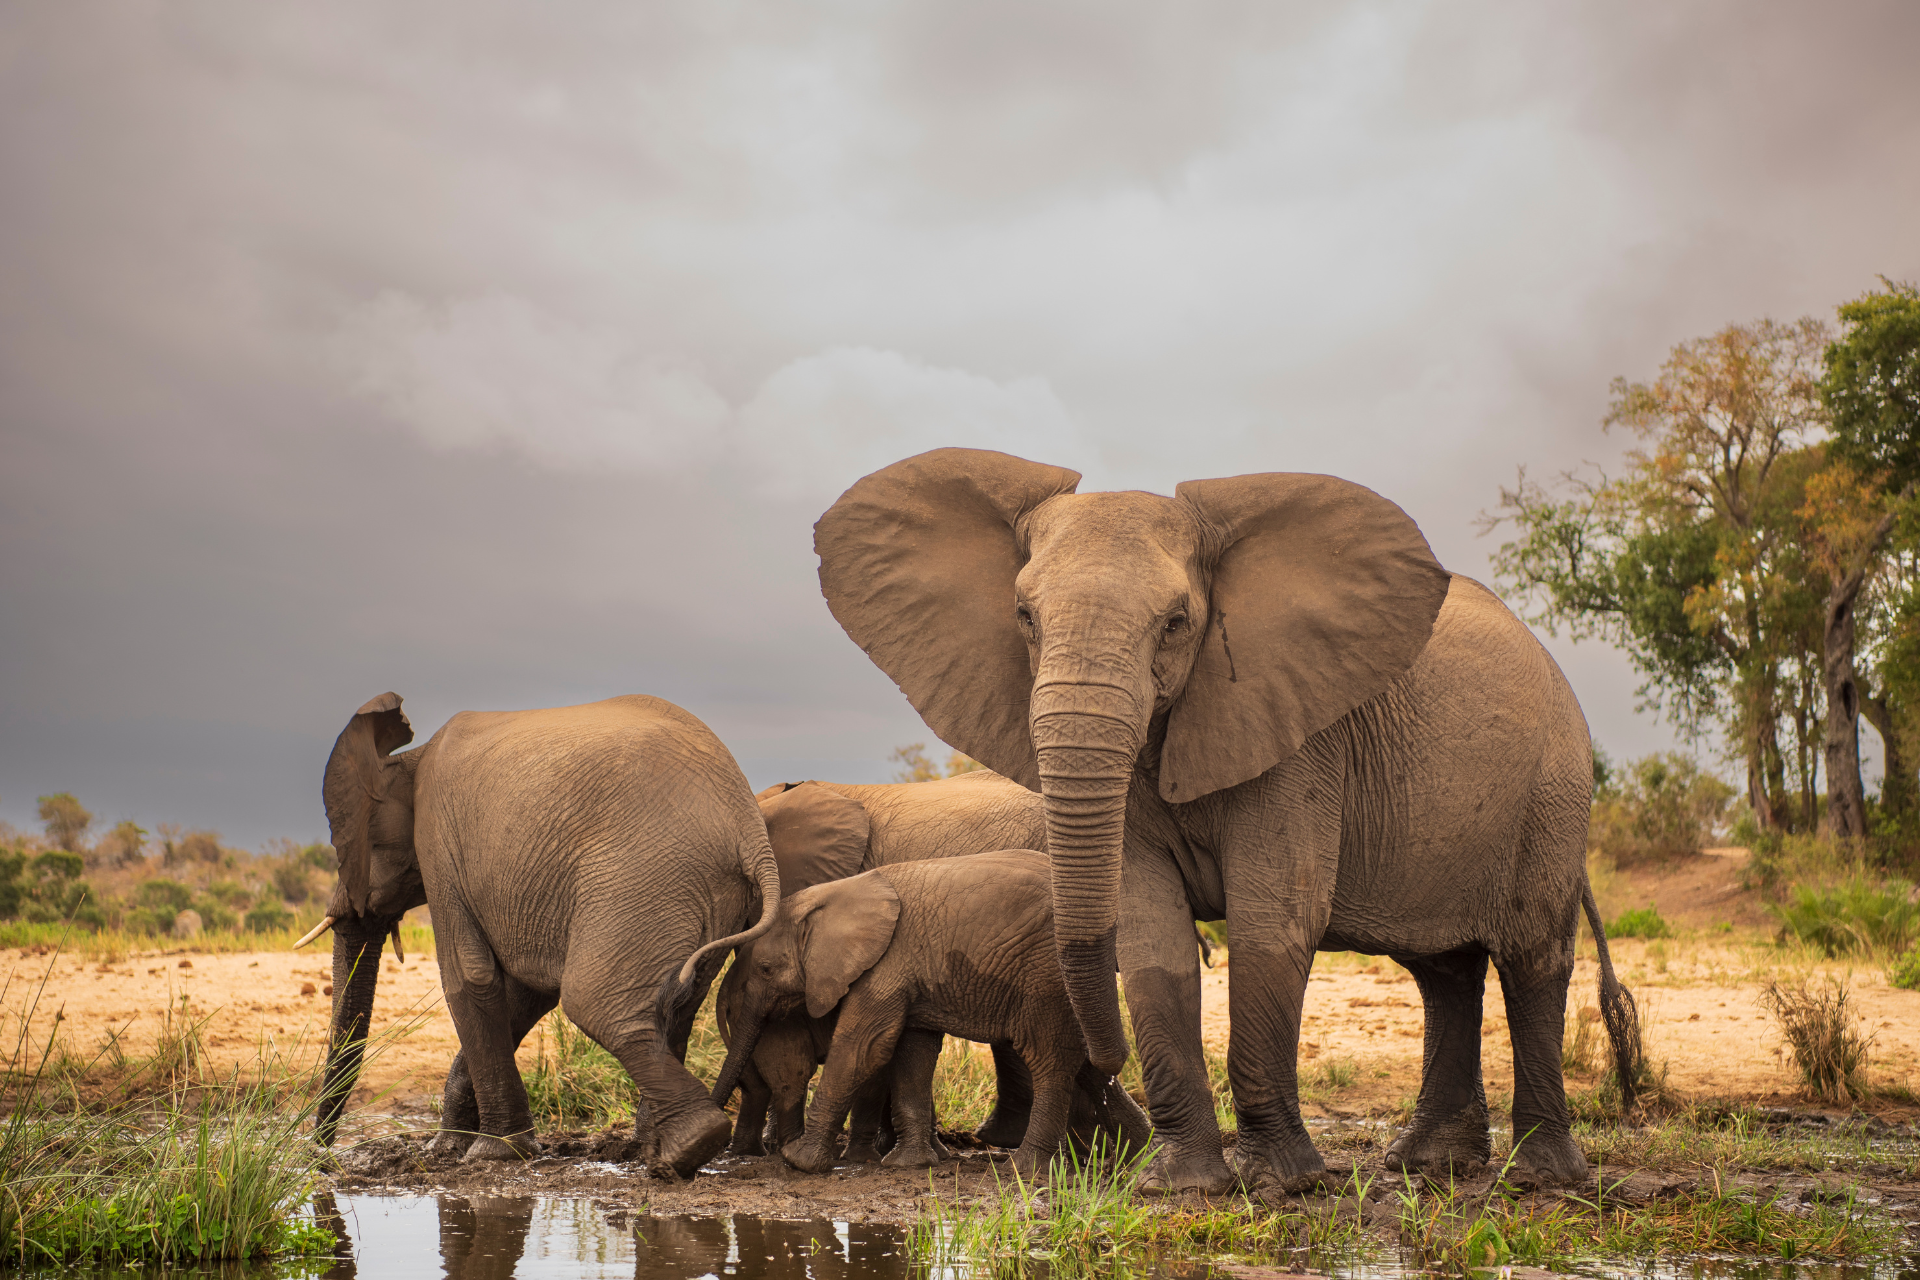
[[712, 848, 1116, 1177]]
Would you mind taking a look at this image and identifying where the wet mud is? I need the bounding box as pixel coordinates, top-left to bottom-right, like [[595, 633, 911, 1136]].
[[326, 1114, 1920, 1235]]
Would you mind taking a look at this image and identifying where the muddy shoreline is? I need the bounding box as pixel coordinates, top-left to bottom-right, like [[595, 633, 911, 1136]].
[[326, 1110, 1920, 1239]]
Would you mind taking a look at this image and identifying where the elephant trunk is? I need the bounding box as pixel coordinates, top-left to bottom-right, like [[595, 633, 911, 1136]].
[[1032, 680, 1144, 1077], [316, 914, 387, 1144], [710, 997, 767, 1108]]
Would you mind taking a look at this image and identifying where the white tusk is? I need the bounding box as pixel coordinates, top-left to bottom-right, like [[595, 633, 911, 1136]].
[[389, 922, 405, 964], [291, 916, 336, 950]]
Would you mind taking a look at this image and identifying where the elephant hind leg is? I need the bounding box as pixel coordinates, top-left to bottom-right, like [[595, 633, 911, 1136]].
[[1385, 947, 1492, 1177], [432, 979, 559, 1157], [975, 1042, 1032, 1148], [1495, 945, 1587, 1184], [563, 989, 729, 1179]]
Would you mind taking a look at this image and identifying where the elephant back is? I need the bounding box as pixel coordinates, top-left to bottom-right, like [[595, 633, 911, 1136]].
[[820, 771, 1046, 867]]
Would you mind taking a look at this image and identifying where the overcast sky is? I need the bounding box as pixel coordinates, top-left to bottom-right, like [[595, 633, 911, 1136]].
[[3, 2, 1918, 848]]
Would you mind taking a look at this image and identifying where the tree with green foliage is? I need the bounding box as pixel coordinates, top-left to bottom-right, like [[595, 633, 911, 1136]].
[[36, 792, 92, 852], [1487, 318, 1832, 830], [1817, 280, 1920, 834], [888, 742, 983, 782]]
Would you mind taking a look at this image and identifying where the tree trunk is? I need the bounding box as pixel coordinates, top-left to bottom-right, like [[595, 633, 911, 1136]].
[[1746, 682, 1781, 831], [1824, 590, 1867, 837]]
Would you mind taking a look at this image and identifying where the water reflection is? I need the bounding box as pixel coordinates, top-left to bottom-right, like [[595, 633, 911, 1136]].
[[3, 1193, 1913, 1280], [310, 1194, 908, 1280]]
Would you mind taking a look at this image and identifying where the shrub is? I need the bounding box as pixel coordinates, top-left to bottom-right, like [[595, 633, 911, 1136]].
[[245, 904, 294, 934], [1762, 976, 1872, 1104], [1769, 875, 1920, 956], [1890, 943, 1920, 991], [271, 862, 315, 905], [136, 880, 195, 913], [1608, 905, 1672, 939], [1589, 753, 1735, 865]]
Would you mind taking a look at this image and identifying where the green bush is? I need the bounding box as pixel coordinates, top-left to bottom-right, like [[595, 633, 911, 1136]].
[[244, 903, 294, 934], [1770, 875, 1920, 956], [1608, 905, 1672, 939], [1890, 943, 1920, 991], [1589, 753, 1736, 865], [136, 879, 195, 913]]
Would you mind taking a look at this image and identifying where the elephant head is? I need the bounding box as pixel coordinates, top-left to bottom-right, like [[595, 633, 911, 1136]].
[[711, 870, 901, 1106], [308, 692, 428, 1143], [814, 448, 1450, 1072]]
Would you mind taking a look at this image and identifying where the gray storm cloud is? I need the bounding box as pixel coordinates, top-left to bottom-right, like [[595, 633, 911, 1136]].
[[2, 0, 1917, 844]]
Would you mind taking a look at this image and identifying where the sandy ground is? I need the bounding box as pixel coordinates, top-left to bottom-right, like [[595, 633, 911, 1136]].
[[6, 848, 1917, 1116]]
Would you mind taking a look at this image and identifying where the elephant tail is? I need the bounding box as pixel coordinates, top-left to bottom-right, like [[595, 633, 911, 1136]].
[[655, 826, 783, 1031], [1582, 877, 1640, 1116]]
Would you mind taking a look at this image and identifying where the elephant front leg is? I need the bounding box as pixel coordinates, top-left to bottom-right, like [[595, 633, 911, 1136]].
[[842, 1075, 894, 1162], [728, 1059, 773, 1157], [1119, 852, 1232, 1195], [1385, 948, 1491, 1176], [880, 1030, 946, 1168], [783, 989, 904, 1174], [1221, 936, 1323, 1192], [1496, 946, 1588, 1184]]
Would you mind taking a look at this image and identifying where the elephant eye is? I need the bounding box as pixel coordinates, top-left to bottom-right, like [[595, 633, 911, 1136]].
[[1014, 604, 1034, 629], [1164, 613, 1188, 636]]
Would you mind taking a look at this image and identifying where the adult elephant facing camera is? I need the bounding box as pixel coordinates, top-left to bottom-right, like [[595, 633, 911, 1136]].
[[814, 449, 1637, 1194], [309, 693, 779, 1177]]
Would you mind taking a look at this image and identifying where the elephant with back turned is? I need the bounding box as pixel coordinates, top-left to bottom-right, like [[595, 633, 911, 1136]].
[[813, 448, 1638, 1193], [309, 692, 778, 1176]]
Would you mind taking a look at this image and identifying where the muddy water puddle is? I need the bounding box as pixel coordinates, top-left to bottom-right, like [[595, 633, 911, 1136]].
[[5, 1193, 1914, 1280]]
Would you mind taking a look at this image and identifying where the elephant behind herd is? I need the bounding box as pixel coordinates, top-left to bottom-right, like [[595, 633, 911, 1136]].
[[307, 446, 1638, 1188]]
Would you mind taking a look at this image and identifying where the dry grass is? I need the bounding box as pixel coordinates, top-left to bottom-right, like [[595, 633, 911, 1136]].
[[1761, 975, 1872, 1104]]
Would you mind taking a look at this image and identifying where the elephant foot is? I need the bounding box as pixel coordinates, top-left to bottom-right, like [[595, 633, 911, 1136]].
[[1510, 1125, 1589, 1186], [427, 1128, 477, 1159], [1009, 1141, 1060, 1180], [1138, 1140, 1233, 1196], [931, 1131, 951, 1162], [842, 1135, 886, 1163], [463, 1131, 540, 1162], [727, 1131, 768, 1158], [655, 1106, 733, 1179], [975, 1107, 1030, 1149], [1385, 1110, 1491, 1179], [781, 1135, 838, 1173], [1232, 1132, 1326, 1196], [880, 1136, 945, 1168]]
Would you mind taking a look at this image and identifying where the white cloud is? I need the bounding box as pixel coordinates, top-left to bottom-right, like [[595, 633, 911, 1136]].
[[335, 291, 731, 471], [337, 294, 1090, 497], [736, 346, 1088, 496]]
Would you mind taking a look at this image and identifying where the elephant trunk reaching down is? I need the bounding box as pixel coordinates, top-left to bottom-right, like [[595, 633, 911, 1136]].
[[317, 913, 392, 1145], [1032, 677, 1149, 1077], [710, 996, 767, 1111]]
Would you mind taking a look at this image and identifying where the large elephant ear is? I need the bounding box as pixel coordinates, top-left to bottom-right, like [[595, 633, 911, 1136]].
[[815, 448, 1082, 790], [321, 692, 414, 916], [796, 871, 901, 1019], [1162, 475, 1451, 802], [759, 782, 872, 895]]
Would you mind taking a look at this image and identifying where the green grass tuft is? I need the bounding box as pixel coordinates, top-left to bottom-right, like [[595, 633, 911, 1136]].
[[1769, 875, 1920, 957], [1607, 905, 1672, 939]]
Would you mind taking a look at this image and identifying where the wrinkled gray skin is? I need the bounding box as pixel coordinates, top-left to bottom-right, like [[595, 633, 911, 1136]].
[[715, 850, 1140, 1178], [814, 449, 1637, 1194], [314, 693, 779, 1178], [717, 772, 1052, 1156]]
